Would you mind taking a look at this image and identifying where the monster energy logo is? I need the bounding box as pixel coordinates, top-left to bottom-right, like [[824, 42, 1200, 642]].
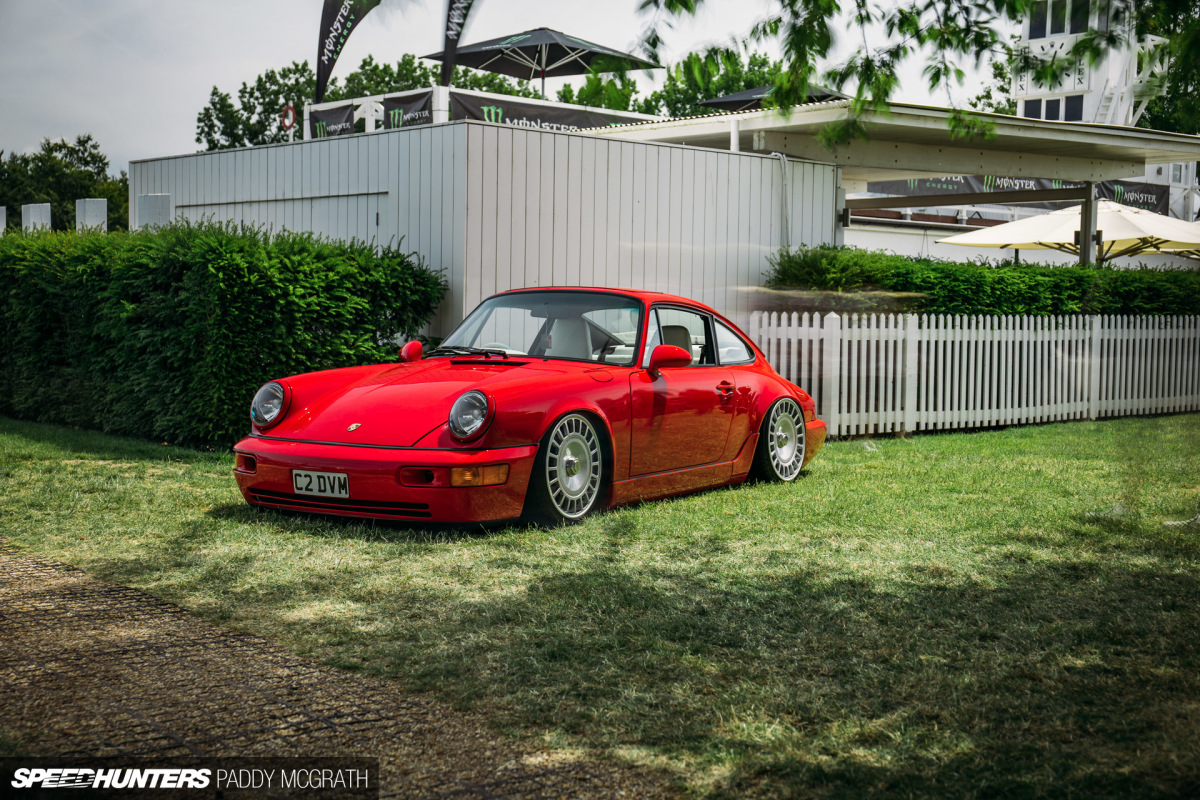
[[446, 0, 476, 40], [907, 178, 918, 190], [321, 3, 358, 65], [315, 120, 327, 137], [983, 175, 996, 192], [481, 105, 504, 123], [1114, 184, 1125, 204], [495, 34, 531, 47], [389, 109, 402, 128]]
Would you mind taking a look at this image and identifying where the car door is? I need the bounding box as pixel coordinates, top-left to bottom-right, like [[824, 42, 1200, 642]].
[[628, 306, 736, 476]]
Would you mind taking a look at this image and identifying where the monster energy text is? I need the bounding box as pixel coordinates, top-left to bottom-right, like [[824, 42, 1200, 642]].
[[446, 0, 476, 40], [321, 2, 358, 65]]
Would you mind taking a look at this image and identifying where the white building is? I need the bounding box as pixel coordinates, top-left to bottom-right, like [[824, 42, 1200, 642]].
[[844, 0, 1197, 263]]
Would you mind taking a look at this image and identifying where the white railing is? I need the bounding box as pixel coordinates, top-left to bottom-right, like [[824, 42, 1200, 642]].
[[748, 312, 1200, 437]]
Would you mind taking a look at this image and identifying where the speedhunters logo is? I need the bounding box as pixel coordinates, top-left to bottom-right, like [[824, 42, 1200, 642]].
[[4, 757, 378, 797], [12, 768, 211, 790]]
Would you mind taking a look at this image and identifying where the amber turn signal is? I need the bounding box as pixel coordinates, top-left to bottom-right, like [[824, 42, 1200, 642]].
[[450, 464, 509, 487]]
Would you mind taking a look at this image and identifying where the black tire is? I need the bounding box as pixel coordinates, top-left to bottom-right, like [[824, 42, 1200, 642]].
[[750, 398, 806, 482], [524, 413, 607, 526]]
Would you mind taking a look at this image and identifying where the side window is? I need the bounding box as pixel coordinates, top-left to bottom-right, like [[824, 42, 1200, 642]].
[[655, 307, 715, 366], [641, 309, 661, 368], [714, 320, 755, 365]]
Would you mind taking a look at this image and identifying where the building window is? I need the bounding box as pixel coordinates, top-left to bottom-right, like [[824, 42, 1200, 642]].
[[1045, 98, 1061, 120], [1050, 0, 1067, 34], [1030, 1, 1048, 39], [1070, 0, 1089, 33], [1173, 164, 1184, 183], [1064, 94, 1084, 121], [1024, 99, 1043, 119], [1097, 0, 1111, 32]]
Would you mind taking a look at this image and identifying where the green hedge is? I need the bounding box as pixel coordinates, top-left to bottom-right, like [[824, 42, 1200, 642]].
[[0, 222, 445, 448], [766, 247, 1200, 316]]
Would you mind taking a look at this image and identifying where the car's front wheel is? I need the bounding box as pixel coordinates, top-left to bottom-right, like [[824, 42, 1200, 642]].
[[750, 398, 806, 482], [525, 413, 606, 526]]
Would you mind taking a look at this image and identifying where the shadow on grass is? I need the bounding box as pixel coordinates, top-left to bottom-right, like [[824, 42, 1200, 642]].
[[0, 416, 227, 464], [398, 556, 1200, 799], [204, 502, 508, 544], [87, 510, 1200, 799]]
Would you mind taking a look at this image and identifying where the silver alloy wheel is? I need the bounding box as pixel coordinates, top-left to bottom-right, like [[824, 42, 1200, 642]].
[[767, 399, 805, 480], [545, 414, 602, 519]]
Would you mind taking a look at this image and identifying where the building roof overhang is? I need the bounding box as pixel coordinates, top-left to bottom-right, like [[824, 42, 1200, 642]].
[[588, 100, 1200, 184]]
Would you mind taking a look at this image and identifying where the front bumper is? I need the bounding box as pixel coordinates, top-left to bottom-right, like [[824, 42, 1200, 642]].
[[233, 436, 539, 523]]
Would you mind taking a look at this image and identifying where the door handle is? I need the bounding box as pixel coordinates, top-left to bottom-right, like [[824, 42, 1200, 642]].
[[716, 381, 735, 396]]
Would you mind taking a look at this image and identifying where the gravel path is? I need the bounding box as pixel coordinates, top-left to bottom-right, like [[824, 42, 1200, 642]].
[[0, 545, 675, 799]]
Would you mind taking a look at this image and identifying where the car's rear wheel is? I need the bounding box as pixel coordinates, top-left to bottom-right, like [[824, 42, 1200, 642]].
[[525, 413, 606, 526], [751, 398, 806, 482]]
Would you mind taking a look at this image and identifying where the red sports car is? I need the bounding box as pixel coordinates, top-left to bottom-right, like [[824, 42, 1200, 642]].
[[234, 288, 826, 525]]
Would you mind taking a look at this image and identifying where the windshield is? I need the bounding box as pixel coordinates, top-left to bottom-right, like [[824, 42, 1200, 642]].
[[439, 291, 644, 366]]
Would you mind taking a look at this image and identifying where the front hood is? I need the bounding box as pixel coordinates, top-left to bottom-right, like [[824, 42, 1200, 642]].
[[264, 358, 565, 447]]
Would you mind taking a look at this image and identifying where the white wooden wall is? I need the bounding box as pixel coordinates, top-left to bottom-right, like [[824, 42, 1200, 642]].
[[456, 124, 838, 329], [130, 121, 838, 335], [749, 312, 1200, 437]]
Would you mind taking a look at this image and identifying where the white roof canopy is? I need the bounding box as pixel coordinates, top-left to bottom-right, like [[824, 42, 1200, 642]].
[[592, 100, 1200, 184]]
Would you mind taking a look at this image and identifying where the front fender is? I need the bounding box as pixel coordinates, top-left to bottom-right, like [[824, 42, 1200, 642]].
[[411, 375, 633, 480]]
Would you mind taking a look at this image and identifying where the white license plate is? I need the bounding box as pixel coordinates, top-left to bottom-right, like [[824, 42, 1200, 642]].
[[292, 470, 350, 498]]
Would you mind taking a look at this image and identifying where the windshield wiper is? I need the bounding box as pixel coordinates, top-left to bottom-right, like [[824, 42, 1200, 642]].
[[427, 346, 510, 359]]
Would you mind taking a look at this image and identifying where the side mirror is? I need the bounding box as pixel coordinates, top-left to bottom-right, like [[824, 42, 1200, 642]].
[[399, 340, 423, 362], [648, 344, 692, 375]]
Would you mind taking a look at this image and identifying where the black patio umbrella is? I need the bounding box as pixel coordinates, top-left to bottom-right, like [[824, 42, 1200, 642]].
[[424, 27, 660, 95], [698, 84, 847, 113]]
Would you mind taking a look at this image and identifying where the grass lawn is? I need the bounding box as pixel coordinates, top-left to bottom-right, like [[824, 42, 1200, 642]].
[[2, 414, 1199, 798]]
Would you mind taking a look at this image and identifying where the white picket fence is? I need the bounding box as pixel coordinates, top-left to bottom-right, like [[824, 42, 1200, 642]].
[[747, 312, 1200, 437]]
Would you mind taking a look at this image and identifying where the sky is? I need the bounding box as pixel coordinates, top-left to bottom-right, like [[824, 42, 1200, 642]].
[[0, 0, 992, 175]]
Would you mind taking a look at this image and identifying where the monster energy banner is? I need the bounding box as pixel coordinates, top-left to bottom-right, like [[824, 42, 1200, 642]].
[[450, 91, 647, 131], [309, 104, 355, 139], [866, 175, 1169, 214], [382, 92, 434, 130], [316, 0, 382, 103], [441, 0, 480, 87]]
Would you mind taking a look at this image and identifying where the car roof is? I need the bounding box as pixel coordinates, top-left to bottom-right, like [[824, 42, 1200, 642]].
[[494, 286, 720, 315]]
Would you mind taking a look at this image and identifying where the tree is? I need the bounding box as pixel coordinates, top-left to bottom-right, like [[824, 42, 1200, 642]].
[[1137, 0, 1199, 134], [654, 51, 784, 118], [0, 135, 128, 232], [557, 73, 660, 114], [196, 55, 542, 150], [967, 56, 1016, 116], [638, 0, 1200, 142]]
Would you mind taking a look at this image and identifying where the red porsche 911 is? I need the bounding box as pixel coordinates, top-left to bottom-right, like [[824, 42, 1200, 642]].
[[234, 288, 825, 526]]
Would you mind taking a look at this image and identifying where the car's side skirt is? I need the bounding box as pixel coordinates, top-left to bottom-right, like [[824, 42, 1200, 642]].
[[607, 430, 765, 508]]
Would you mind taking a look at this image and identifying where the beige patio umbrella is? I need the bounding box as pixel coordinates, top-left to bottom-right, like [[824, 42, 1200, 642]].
[[937, 200, 1200, 264]]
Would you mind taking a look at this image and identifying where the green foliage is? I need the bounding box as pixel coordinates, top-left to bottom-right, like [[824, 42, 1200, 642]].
[[766, 247, 1200, 316], [641, 1, 1200, 140], [0, 223, 445, 448], [968, 55, 1017, 116], [1138, 0, 1200, 134], [0, 135, 128, 232], [557, 73, 650, 113], [196, 55, 541, 150], [654, 50, 784, 118]]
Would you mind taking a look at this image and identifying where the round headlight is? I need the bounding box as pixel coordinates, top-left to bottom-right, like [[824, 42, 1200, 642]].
[[251, 381, 287, 428], [449, 391, 489, 439]]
